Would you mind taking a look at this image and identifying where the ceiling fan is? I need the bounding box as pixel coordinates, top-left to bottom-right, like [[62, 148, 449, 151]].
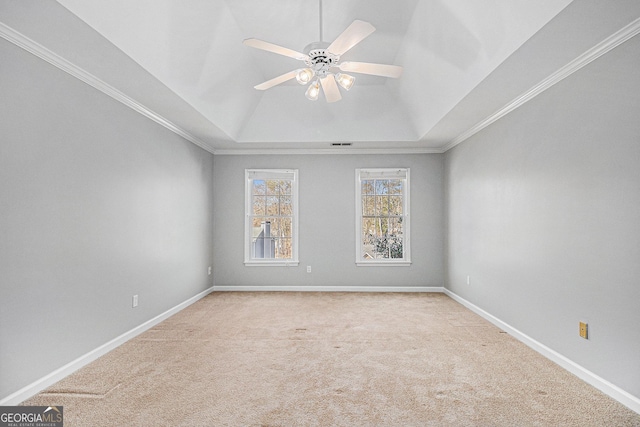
[[243, 15, 403, 103]]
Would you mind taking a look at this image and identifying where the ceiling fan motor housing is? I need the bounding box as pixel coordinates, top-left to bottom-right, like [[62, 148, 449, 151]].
[[303, 42, 338, 78]]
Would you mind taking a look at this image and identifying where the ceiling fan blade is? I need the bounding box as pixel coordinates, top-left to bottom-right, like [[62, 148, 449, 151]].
[[327, 20, 376, 56], [243, 38, 307, 60], [320, 76, 342, 103], [254, 70, 298, 90], [339, 62, 403, 78]]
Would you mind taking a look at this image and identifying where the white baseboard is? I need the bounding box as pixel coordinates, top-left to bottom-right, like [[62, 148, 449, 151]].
[[213, 285, 445, 293], [10, 286, 635, 414], [0, 286, 215, 406], [443, 289, 640, 414]]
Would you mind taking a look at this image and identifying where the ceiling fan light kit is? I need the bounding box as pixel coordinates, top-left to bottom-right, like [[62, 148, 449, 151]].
[[244, 18, 403, 103]]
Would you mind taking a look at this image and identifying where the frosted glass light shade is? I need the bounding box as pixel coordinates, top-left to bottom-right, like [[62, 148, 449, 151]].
[[296, 68, 314, 85], [335, 73, 355, 90], [305, 80, 320, 100]]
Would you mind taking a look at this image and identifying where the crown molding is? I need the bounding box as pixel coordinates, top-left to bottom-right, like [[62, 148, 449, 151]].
[[0, 22, 215, 155], [6, 13, 639, 156], [442, 16, 640, 152], [213, 147, 444, 155]]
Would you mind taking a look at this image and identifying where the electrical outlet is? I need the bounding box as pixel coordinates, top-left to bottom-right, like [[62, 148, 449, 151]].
[[208, 266, 212, 275], [307, 266, 312, 273], [579, 322, 588, 339], [466, 275, 470, 285], [132, 295, 138, 308]]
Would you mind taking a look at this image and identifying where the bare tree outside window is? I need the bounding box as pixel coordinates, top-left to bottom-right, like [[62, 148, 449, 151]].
[[356, 169, 410, 265], [245, 170, 298, 265], [251, 179, 293, 259]]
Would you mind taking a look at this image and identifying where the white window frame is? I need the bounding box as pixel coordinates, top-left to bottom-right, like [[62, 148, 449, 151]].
[[355, 168, 411, 266], [244, 169, 299, 266]]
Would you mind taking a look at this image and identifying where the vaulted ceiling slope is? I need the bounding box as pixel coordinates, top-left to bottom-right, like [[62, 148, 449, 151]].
[[1, 1, 639, 153]]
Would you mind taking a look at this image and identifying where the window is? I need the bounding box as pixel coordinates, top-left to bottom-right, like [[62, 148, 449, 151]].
[[355, 168, 410, 265], [245, 169, 299, 266]]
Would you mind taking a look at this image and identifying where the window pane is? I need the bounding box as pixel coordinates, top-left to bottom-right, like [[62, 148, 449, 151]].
[[263, 218, 279, 237], [389, 236, 403, 259], [362, 217, 376, 237], [375, 180, 388, 195], [361, 244, 374, 260], [389, 195, 403, 216], [280, 196, 292, 216], [389, 217, 403, 236], [280, 217, 292, 238], [375, 245, 388, 259], [373, 234, 388, 259], [388, 180, 403, 195], [252, 219, 275, 259], [252, 196, 265, 215], [266, 196, 279, 215], [362, 196, 375, 216], [279, 180, 292, 195], [266, 180, 279, 195], [361, 217, 375, 260], [378, 217, 389, 236], [253, 180, 266, 195], [362, 180, 375, 195], [276, 238, 292, 259], [378, 195, 389, 216]]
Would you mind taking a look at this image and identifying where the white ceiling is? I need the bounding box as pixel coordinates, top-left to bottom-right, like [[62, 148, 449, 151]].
[[1, 1, 639, 153]]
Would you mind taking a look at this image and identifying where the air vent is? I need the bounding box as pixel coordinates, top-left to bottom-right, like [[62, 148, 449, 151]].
[[331, 143, 352, 146]]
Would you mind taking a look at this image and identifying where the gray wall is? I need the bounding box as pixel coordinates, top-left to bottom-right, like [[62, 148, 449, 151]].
[[3, 1, 638, 405], [0, 40, 214, 399], [213, 154, 444, 288], [444, 36, 640, 398]]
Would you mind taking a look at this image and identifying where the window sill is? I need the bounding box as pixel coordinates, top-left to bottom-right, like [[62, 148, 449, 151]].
[[356, 261, 412, 267], [244, 261, 299, 267]]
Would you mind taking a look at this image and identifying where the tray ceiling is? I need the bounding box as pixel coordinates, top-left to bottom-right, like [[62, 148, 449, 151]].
[[2, 1, 638, 153]]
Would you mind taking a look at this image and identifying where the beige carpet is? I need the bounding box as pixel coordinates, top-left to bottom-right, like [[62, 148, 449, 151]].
[[22, 292, 640, 426]]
